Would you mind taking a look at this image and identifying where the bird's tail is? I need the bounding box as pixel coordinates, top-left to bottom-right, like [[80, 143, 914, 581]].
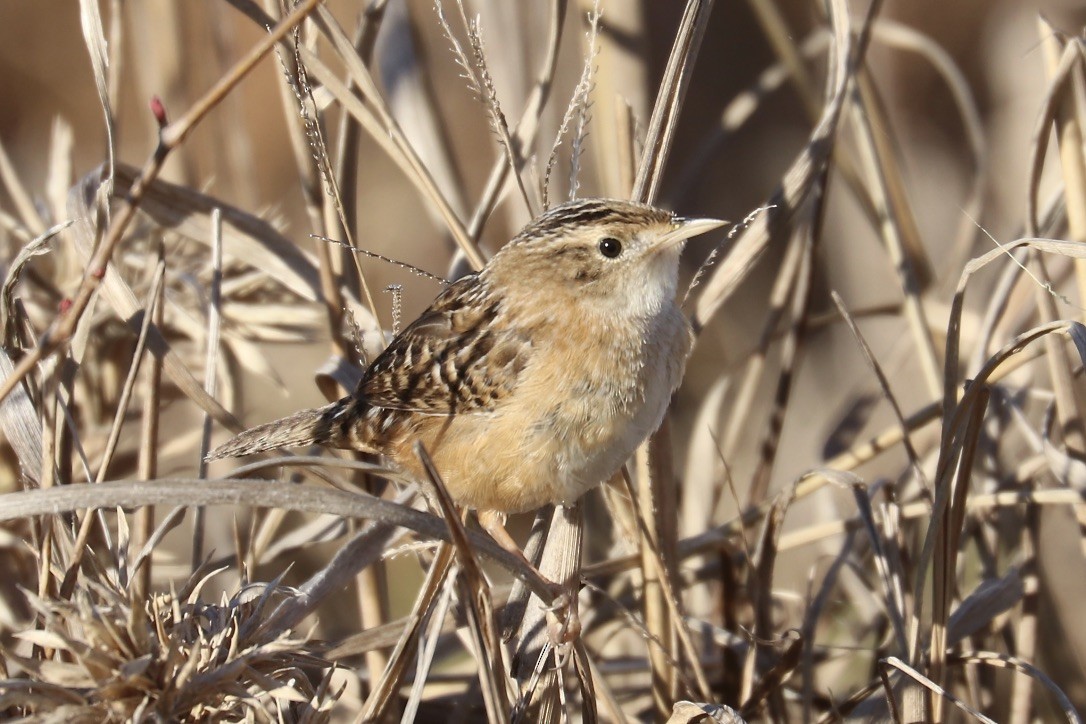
[[207, 397, 354, 460]]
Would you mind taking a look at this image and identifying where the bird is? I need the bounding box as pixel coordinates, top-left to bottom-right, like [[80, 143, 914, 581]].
[[208, 198, 724, 557]]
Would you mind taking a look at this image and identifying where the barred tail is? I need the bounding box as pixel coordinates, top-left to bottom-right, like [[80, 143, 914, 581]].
[[207, 397, 354, 460]]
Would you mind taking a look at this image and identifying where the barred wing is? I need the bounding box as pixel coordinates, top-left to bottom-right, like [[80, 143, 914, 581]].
[[359, 275, 529, 415]]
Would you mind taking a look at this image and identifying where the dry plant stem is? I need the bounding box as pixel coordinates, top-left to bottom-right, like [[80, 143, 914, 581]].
[[254, 497, 408, 641], [440, 0, 538, 217], [355, 537, 391, 682], [746, 227, 814, 505], [694, 0, 879, 329], [855, 67, 933, 287], [57, 258, 167, 600], [913, 319, 1082, 665], [667, 31, 828, 205], [582, 397, 938, 581], [134, 269, 163, 603], [192, 208, 225, 570], [0, 0, 323, 408], [952, 653, 1082, 724], [983, 238, 1074, 364], [360, 544, 454, 722], [740, 492, 790, 708], [871, 20, 987, 278], [262, 0, 348, 352], [635, 430, 675, 714], [848, 77, 942, 398], [1016, 261, 1083, 722], [403, 571, 458, 721], [817, 680, 885, 724], [740, 631, 802, 720], [466, 0, 566, 241], [326, 3, 388, 316], [770, 446, 1086, 544], [625, 3, 715, 712], [512, 504, 585, 723], [275, 8, 392, 675], [94, 260, 166, 483], [801, 531, 856, 719], [305, 10, 485, 270], [102, 163, 325, 305], [720, 220, 807, 467], [105, 0, 122, 110], [632, 0, 715, 205], [832, 291, 929, 490], [614, 100, 638, 198], [880, 657, 998, 724], [1010, 511, 1040, 724], [584, 651, 629, 724], [930, 386, 989, 722], [588, 1, 645, 200], [500, 506, 554, 643], [323, 579, 514, 659], [78, 0, 115, 194], [1031, 255, 1086, 450], [587, 320, 1061, 582], [1037, 32, 1086, 453], [1026, 41, 1083, 238], [745, 0, 820, 114], [944, 236, 1086, 440], [55, 363, 81, 489], [414, 443, 510, 723], [302, 11, 386, 335], [941, 236, 1043, 443], [750, 174, 828, 508], [568, 642, 598, 722], [0, 346, 43, 479], [0, 478, 555, 602], [623, 462, 713, 702], [1040, 26, 1086, 307], [36, 357, 61, 600], [299, 45, 481, 273], [749, 240, 816, 507], [0, 134, 47, 237], [747, 2, 935, 288], [970, 244, 1033, 372]]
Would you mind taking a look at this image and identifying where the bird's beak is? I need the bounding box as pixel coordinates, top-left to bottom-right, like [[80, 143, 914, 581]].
[[656, 217, 728, 251]]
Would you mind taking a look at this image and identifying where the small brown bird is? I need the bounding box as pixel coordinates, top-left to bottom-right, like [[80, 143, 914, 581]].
[[209, 198, 723, 552]]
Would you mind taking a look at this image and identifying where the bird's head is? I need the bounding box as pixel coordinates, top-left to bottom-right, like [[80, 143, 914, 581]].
[[484, 199, 725, 320]]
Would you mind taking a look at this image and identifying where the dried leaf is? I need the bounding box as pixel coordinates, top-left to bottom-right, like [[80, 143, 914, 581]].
[[0, 346, 43, 484], [667, 701, 747, 723]]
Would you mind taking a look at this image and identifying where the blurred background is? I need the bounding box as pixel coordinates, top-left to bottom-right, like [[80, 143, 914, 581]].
[[0, 0, 1062, 484]]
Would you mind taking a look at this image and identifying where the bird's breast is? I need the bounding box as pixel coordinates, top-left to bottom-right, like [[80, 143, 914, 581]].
[[511, 304, 691, 501], [408, 304, 691, 514]]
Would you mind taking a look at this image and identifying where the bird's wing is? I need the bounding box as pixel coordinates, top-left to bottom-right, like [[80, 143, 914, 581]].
[[358, 275, 529, 414]]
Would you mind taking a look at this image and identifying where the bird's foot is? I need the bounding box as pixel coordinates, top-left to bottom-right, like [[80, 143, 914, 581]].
[[543, 585, 581, 651], [477, 509, 582, 654]]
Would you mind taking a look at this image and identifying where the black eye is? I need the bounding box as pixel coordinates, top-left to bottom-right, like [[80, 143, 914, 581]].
[[598, 237, 622, 258]]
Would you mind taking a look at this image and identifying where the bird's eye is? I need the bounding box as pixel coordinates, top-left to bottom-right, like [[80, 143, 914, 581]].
[[598, 237, 622, 258]]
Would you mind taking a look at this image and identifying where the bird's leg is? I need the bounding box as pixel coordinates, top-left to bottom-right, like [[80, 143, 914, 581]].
[[477, 508, 529, 565], [477, 509, 580, 646]]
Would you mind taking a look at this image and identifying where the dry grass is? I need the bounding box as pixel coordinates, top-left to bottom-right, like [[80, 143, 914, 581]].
[[2, 0, 1086, 721]]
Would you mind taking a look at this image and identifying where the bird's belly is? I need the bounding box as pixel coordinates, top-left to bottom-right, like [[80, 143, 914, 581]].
[[458, 334, 682, 512], [433, 407, 646, 514], [547, 357, 675, 498], [416, 312, 689, 514]]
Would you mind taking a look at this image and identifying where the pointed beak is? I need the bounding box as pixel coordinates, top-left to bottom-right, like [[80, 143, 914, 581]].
[[656, 217, 728, 251]]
